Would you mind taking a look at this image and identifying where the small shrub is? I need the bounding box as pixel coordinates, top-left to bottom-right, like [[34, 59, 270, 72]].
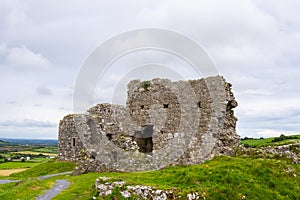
[[141, 81, 150, 91]]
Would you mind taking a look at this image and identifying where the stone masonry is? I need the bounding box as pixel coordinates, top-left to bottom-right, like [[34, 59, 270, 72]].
[[58, 75, 240, 173]]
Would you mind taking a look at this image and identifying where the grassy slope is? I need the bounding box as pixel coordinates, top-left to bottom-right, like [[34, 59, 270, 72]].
[[106, 157, 299, 200], [0, 134, 298, 200], [241, 134, 300, 147], [10, 160, 75, 178], [0, 152, 299, 199], [0, 161, 75, 200]]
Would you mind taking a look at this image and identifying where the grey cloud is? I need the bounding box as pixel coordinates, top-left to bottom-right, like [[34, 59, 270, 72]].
[[0, 119, 56, 128], [1, 44, 51, 70], [36, 85, 52, 95], [7, 101, 17, 104]]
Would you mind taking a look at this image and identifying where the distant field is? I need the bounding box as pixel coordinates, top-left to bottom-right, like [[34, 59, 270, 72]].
[[31, 146, 57, 154], [241, 134, 300, 147], [12, 151, 57, 157], [0, 161, 40, 170]]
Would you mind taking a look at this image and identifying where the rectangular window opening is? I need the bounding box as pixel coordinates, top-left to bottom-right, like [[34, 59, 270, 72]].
[[72, 137, 76, 147]]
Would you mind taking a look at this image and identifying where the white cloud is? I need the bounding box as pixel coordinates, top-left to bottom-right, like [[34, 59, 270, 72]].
[[0, 44, 51, 70], [251, 129, 299, 138]]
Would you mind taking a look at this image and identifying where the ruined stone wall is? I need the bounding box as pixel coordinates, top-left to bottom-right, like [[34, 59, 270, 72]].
[[58, 115, 84, 161], [126, 76, 239, 164], [58, 75, 240, 172]]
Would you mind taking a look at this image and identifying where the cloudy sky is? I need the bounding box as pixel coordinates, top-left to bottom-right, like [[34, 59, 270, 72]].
[[0, 0, 300, 139]]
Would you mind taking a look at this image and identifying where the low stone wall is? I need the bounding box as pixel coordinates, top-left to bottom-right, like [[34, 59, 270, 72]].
[[236, 143, 300, 163], [94, 177, 202, 200]]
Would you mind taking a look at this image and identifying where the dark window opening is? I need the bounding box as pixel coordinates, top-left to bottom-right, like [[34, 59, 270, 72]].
[[134, 125, 153, 153], [163, 104, 169, 108], [72, 138, 76, 147], [198, 101, 202, 108], [140, 105, 144, 109], [106, 134, 113, 141], [100, 124, 104, 129], [91, 151, 97, 159], [160, 130, 164, 134]]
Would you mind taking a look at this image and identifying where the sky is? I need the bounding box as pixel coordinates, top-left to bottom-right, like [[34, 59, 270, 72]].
[[0, 0, 300, 139]]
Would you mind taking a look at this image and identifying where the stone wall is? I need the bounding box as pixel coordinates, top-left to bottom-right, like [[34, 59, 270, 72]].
[[58, 75, 240, 172]]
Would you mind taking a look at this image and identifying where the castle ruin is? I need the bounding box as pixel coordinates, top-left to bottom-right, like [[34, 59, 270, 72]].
[[58, 75, 240, 173]]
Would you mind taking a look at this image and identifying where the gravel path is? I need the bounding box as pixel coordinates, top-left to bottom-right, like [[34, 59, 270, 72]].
[[0, 180, 20, 184], [36, 179, 70, 200], [0, 171, 73, 199], [38, 171, 73, 180]]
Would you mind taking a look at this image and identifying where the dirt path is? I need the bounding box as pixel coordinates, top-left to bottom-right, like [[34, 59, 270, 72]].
[[0, 171, 72, 198], [0, 180, 20, 184], [36, 180, 70, 200], [38, 171, 72, 180], [0, 168, 27, 176]]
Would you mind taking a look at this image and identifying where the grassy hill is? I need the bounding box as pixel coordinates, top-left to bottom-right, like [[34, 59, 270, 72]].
[[0, 140, 11, 146], [0, 156, 298, 199], [0, 135, 299, 199], [241, 134, 300, 148]]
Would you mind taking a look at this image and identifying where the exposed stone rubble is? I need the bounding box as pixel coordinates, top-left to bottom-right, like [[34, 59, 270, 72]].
[[95, 177, 201, 200], [187, 192, 200, 200], [58, 76, 240, 173], [236, 143, 300, 163], [111, 134, 140, 152], [73, 148, 113, 175]]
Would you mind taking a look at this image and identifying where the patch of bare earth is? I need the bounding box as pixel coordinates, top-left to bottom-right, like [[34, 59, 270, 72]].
[[0, 169, 27, 176]]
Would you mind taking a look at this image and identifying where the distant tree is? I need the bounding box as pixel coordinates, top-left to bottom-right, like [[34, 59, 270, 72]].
[[272, 134, 288, 142], [279, 134, 286, 138]]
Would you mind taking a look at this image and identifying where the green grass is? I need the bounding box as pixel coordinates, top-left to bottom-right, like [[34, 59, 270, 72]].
[[0, 160, 76, 200], [31, 146, 58, 154], [0, 177, 56, 200], [0, 157, 299, 199], [241, 134, 300, 148], [55, 156, 300, 200], [54, 173, 100, 200], [10, 160, 75, 178], [0, 161, 40, 169]]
